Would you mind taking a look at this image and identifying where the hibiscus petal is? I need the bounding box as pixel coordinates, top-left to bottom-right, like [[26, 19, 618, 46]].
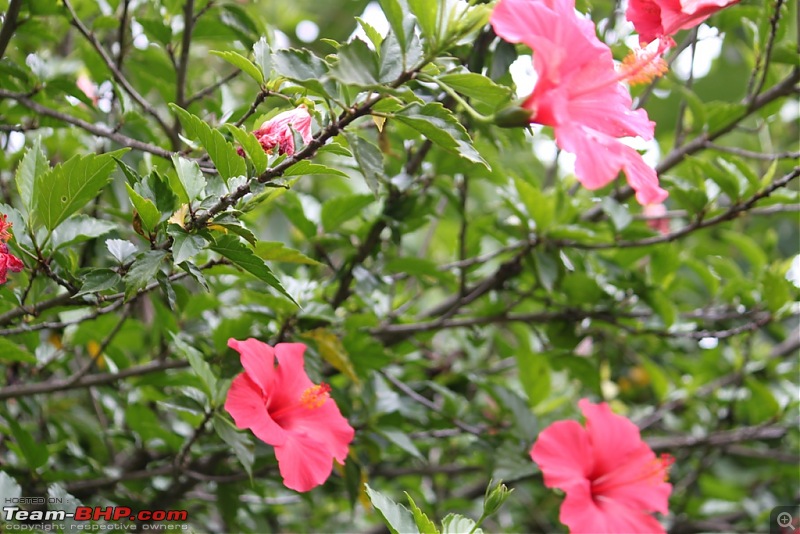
[[269, 343, 316, 407], [279, 400, 354, 463], [597, 443, 673, 515], [6, 252, 23, 272], [224, 374, 287, 447], [579, 399, 647, 477], [228, 338, 275, 394], [530, 420, 593, 490], [274, 433, 336, 492], [560, 480, 667, 533], [554, 125, 668, 205]]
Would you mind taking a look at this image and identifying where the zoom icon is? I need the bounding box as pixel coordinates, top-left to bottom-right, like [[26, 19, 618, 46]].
[[771, 506, 800, 533]]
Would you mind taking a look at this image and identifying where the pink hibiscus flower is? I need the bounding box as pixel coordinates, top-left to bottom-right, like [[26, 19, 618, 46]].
[[490, 0, 669, 206], [628, 0, 739, 45], [0, 243, 24, 285], [643, 203, 671, 235], [224, 338, 355, 492], [531, 399, 673, 533], [0, 213, 12, 242], [252, 105, 313, 156]]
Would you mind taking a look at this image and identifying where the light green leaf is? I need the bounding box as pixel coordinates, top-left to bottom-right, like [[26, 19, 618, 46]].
[[125, 183, 161, 234], [106, 239, 138, 263], [123, 250, 167, 300], [75, 269, 121, 297], [284, 160, 349, 178], [51, 215, 116, 251], [171, 155, 207, 202], [441, 514, 481, 534], [331, 38, 380, 86], [15, 137, 47, 213], [381, 429, 424, 460], [394, 103, 488, 168], [253, 37, 272, 80], [408, 0, 437, 43], [33, 149, 129, 231], [254, 241, 321, 265], [0, 339, 37, 364], [438, 73, 511, 107], [170, 105, 246, 181], [364, 484, 419, 534], [406, 493, 438, 534], [210, 50, 264, 84], [345, 133, 384, 195], [321, 193, 375, 232], [210, 235, 296, 305], [272, 48, 330, 96], [172, 334, 217, 399], [168, 225, 206, 265], [0, 472, 21, 502]]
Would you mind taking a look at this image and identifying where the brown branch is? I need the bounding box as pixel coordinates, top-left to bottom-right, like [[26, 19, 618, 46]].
[[646, 424, 788, 450], [62, 0, 174, 140], [0, 0, 23, 58], [703, 143, 800, 161], [185, 70, 241, 106], [0, 89, 173, 158], [0, 359, 190, 400]]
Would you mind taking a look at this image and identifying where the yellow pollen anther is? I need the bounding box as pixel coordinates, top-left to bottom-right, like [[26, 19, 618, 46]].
[[300, 383, 331, 409], [620, 49, 668, 85]]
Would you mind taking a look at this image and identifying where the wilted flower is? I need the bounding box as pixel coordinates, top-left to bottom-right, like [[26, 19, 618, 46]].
[[0, 213, 12, 242], [224, 338, 355, 492], [252, 105, 313, 156], [627, 0, 740, 44], [531, 399, 673, 533], [490, 0, 669, 205], [0, 243, 24, 285]]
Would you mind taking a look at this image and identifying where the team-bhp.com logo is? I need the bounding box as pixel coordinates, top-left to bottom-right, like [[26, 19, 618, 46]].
[[3, 500, 188, 531]]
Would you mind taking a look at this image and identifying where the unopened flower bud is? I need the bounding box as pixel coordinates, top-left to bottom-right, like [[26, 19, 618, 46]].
[[493, 106, 533, 128]]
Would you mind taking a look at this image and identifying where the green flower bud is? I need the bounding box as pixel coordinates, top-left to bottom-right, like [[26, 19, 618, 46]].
[[483, 480, 513, 516], [494, 106, 534, 128]]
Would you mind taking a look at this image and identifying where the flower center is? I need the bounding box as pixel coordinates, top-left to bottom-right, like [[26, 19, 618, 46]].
[[300, 383, 331, 409], [591, 453, 674, 495]]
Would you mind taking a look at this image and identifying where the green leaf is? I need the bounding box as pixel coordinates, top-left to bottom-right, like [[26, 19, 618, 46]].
[[272, 48, 330, 96], [380, 429, 424, 460], [408, 0, 437, 43], [15, 137, 48, 214], [7, 417, 48, 470], [345, 133, 384, 195], [254, 241, 321, 265], [438, 73, 511, 107], [0, 338, 37, 364], [301, 328, 360, 383], [123, 250, 167, 300], [356, 17, 385, 50], [171, 155, 207, 203], [378, 0, 409, 52], [106, 239, 138, 263], [321, 193, 375, 232], [172, 334, 217, 400], [223, 125, 268, 174], [516, 353, 551, 407], [168, 225, 206, 265], [253, 37, 272, 80], [51, 215, 116, 250], [406, 494, 438, 534], [364, 484, 419, 534], [394, 103, 489, 168], [213, 413, 254, 478], [441, 514, 482, 534], [331, 38, 381, 86], [210, 50, 264, 84], [75, 269, 121, 297], [125, 183, 161, 234], [738, 377, 780, 424], [284, 160, 349, 178], [600, 197, 633, 232], [513, 177, 553, 230], [170, 105, 246, 181], [210, 234, 296, 304], [33, 149, 129, 231]]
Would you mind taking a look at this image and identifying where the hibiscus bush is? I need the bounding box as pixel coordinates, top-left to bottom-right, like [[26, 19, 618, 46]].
[[0, 0, 798, 532]]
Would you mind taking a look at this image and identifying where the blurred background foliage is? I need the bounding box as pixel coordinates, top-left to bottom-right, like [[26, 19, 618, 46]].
[[0, 0, 797, 532]]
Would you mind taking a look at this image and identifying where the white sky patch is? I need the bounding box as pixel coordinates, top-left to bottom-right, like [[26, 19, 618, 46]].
[[508, 55, 537, 99], [273, 30, 291, 50], [779, 99, 799, 122], [296, 20, 319, 43], [673, 24, 723, 80], [5, 131, 25, 154], [351, 1, 390, 42], [131, 20, 149, 50], [786, 255, 800, 288], [532, 135, 557, 164], [698, 337, 719, 349], [620, 136, 661, 167]]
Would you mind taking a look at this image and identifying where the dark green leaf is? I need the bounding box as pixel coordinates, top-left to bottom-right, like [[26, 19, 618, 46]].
[[321, 193, 375, 231], [345, 132, 384, 195], [124, 250, 167, 299], [7, 417, 48, 470], [15, 137, 47, 213], [125, 183, 161, 234], [170, 105, 246, 181]]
